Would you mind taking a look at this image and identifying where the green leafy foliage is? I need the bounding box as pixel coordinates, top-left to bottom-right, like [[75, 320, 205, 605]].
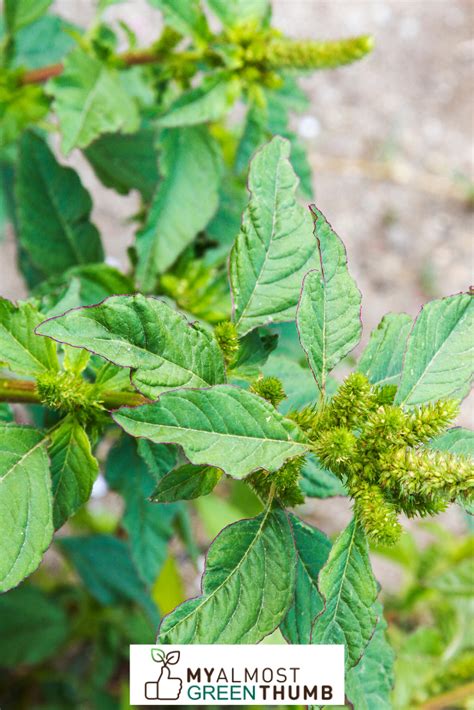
[[158, 507, 295, 643], [16, 132, 104, 279], [297, 208, 362, 394], [136, 126, 221, 287], [0, 425, 52, 592], [47, 48, 139, 154], [1, 2, 471, 705], [114, 385, 308, 478], [230, 136, 317, 334], [37, 294, 226, 398], [312, 519, 378, 669]]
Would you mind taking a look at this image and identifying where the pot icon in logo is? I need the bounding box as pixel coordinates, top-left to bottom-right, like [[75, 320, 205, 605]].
[[145, 648, 182, 701]]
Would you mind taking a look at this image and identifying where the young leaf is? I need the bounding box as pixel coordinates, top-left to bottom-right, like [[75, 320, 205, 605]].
[[5, 0, 51, 33], [297, 208, 362, 394], [262, 354, 319, 413], [158, 75, 240, 128], [345, 603, 395, 710], [280, 515, 331, 644], [106, 436, 178, 585], [148, 0, 209, 41], [58, 535, 158, 623], [301, 454, 346, 499], [230, 136, 317, 335], [0, 83, 49, 148], [16, 132, 104, 279], [158, 507, 295, 643], [0, 425, 53, 592], [395, 292, 474, 406], [9, 14, 77, 69], [357, 312, 413, 386], [47, 48, 139, 154], [151, 464, 222, 503], [207, 0, 270, 27], [151, 647, 166, 663], [0, 299, 58, 376], [0, 585, 69, 667], [84, 128, 159, 201], [136, 126, 221, 288], [49, 418, 99, 529], [113, 385, 309, 479], [36, 294, 226, 399], [312, 518, 378, 669]]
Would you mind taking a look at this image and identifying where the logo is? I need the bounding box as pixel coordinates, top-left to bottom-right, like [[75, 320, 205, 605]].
[[130, 644, 345, 705], [145, 648, 182, 701]]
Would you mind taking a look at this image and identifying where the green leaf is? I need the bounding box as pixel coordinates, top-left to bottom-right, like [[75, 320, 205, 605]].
[[0, 585, 69, 667], [106, 437, 177, 585], [312, 518, 378, 670], [431, 557, 473, 596], [230, 329, 278, 381], [47, 48, 139, 154], [36, 263, 134, 309], [280, 514, 331, 644], [0, 298, 58, 376], [148, 0, 209, 40], [158, 507, 295, 643], [297, 207, 362, 393], [151, 464, 222, 503], [49, 418, 99, 529], [358, 312, 413, 386], [16, 132, 104, 279], [37, 294, 226, 399], [58, 535, 158, 623], [0, 425, 52, 592], [230, 136, 317, 335], [84, 127, 159, 201], [136, 126, 221, 287], [235, 103, 268, 174], [430, 427, 473, 457], [395, 292, 474, 406], [159, 75, 240, 128], [9, 15, 77, 69], [207, 0, 270, 27], [5, 0, 51, 33], [345, 603, 395, 710], [113, 385, 308, 479], [301, 454, 346, 499], [0, 81, 49, 148]]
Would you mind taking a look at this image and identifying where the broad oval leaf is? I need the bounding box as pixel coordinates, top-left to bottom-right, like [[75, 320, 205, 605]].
[[158, 508, 295, 643], [0, 425, 53, 592], [345, 603, 395, 710], [16, 132, 104, 279], [84, 128, 159, 201], [159, 75, 240, 128], [297, 208, 361, 393], [0, 298, 58, 376], [357, 312, 413, 386], [136, 126, 221, 288], [280, 514, 331, 644], [230, 136, 318, 335], [49, 418, 99, 529], [5, 0, 50, 32], [36, 294, 226, 399], [58, 535, 158, 623], [430, 427, 474, 457], [312, 518, 378, 670], [47, 48, 139, 154], [151, 464, 222, 503], [300, 454, 346, 499], [395, 292, 474, 406], [113, 385, 308, 479]]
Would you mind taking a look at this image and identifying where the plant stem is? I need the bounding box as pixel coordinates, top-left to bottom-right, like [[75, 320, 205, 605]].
[[20, 46, 164, 85], [0, 378, 146, 409], [419, 682, 474, 710]]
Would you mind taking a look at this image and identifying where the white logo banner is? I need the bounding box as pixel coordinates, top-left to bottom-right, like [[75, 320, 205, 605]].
[[130, 644, 345, 705]]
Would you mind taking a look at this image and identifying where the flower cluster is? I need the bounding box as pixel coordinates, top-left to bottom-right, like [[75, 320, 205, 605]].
[[292, 373, 473, 545]]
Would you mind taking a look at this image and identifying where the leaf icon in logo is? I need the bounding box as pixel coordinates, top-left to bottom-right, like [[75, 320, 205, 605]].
[[151, 648, 166, 663], [166, 650, 180, 665]]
